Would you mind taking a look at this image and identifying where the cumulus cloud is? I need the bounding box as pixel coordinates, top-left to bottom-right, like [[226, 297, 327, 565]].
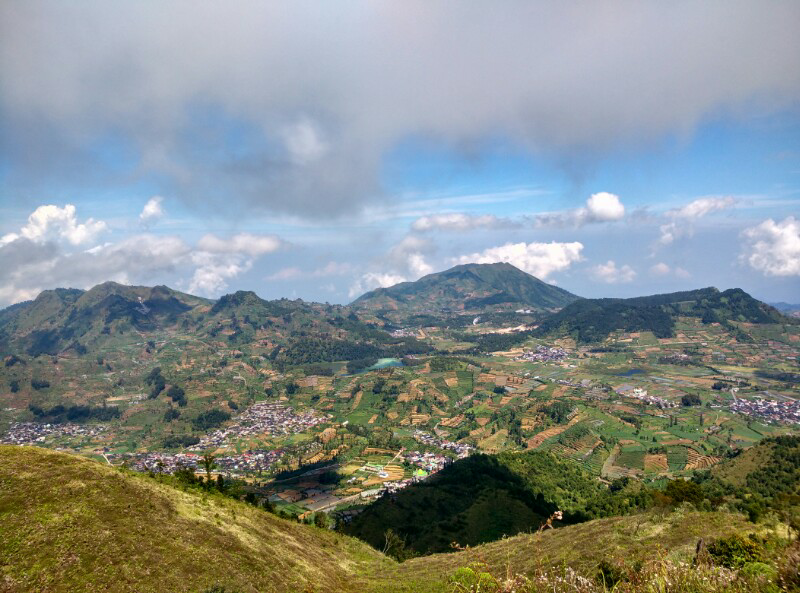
[[0, 204, 106, 246], [658, 196, 737, 245], [411, 213, 516, 232], [348, 235, 434, 299], [348, 272, 407, 299], [535, 192, 625, 228], [741, 216, 800, 276], [590, 260, 636, 284], [3, 3, 799, 217], [452, 241, 584, 280], [139, 196, 165, 224], [649, 262, 690, 278], [0, 204, 288, 305]]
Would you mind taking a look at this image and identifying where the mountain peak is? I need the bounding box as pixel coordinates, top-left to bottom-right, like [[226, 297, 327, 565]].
[[351, 262, 579, 313]]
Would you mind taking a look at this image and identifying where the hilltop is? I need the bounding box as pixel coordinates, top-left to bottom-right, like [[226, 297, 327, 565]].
[[344, 450, 646, 555], [0, 282, 431, 363], [350, 263, 579, 318], [0, 445, 391, 593], [534, 287, 794, 344]]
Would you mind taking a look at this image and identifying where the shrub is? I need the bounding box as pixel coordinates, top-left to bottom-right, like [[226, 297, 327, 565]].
[[707, 534, 764, 568]]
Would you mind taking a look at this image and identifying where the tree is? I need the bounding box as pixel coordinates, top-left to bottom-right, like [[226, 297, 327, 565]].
[[202, 452, 216, 488]]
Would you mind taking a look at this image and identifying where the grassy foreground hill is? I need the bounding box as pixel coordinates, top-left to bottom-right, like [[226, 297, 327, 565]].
[[0, 445, 391, 593], [0, 446, 794, 593]]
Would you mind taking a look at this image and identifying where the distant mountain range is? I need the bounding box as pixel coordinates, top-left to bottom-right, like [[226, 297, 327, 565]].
[[0, 282, 431, 363], [534, 287, 794, 343], [351, 262, 580, 315], [0, 270, 794, 359]]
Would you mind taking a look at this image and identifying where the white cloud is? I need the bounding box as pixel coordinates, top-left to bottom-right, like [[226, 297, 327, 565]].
[[411, 213, 513, 232], [0, 204, 289, 304], [590, 260, 636, 284], [139, 196, 165, 224], [348, 272, 407, 299], [535, 192, 625, 228], [282, 119, 328, 165], [197, 233, 284, 257], [671, 196, 737, 220], [650, 262, 671, 276], [16, 204, 106, 245], [658, 196, 737, 245], [188, 251, 250, 295], [649, 262, 690, 279], [741, 216, 800, 276], [453, 241, 584, 280], [585, 192, 626, 222]]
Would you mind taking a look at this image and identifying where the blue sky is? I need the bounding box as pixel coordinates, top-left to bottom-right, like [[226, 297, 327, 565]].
[[1, 2, 799, 306]]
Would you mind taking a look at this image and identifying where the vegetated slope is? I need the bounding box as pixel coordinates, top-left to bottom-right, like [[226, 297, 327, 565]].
[[0, 445, 391, 593], [344, 451, 647, 555], [0, 447, 786, 593], [0, 282, 208, 357], [209, 290, 431, 367], [534, 287, 793, 344], [351, 263, 579, 315], [0, 283, 431, 363], [389, 510, 764, 591], [701, 435, 800, 516]]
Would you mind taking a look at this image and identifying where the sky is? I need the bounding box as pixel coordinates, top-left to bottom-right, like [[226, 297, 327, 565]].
[[1, 1, 799, 307]]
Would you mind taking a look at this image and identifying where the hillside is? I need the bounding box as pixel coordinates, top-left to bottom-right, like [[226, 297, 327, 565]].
[[534, 287, 793, 343], [343, 450, 648, 555], [1, 446, 788, 593], [351, 263, 579, 317], [0, 445, 391, 593], [0, 283, 431, 364]]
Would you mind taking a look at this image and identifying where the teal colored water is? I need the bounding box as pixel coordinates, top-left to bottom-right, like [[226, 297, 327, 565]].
[[366, 358, 403, 371]]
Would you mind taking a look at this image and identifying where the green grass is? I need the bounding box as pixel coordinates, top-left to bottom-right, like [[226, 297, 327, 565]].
[[1, 446, 791, 593], [0, 445, 390, 593]]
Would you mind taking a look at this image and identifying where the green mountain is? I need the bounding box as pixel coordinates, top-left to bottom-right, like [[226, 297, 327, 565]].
[[0, 283, 431, 363], [343, 450, 647, 555], [350, 263, 580, 316], [534, 287, 794, 344], [1, 445, 784, 593]]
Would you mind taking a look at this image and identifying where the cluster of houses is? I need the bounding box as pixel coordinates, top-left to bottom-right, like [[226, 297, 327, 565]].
[[729, 395, 800, 425], [106, 448, 283, 475], [614, 384, 677, 408], [403, 449, 453, 473], [389, 328, 417, 338], [516, 344, 569, 363], [0, 422, 106, 445], [190, 402, 330, 451], [412, 429, 473, 457]]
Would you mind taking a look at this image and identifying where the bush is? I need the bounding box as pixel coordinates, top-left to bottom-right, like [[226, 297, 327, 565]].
[[707, 534, 764, 568], [192, 409, 231, 431], [665, 479, 704, 505], [31, 379, 50, 390]]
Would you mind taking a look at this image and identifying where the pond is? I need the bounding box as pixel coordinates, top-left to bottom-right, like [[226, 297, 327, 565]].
[[365, 358, 404, 371], [617, 368, 646, 377]]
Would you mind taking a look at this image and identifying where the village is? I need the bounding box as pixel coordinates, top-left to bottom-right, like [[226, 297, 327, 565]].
[[190, 402, 330, 451], [728, 394, 800, 425], [0, 421, 107, 445]]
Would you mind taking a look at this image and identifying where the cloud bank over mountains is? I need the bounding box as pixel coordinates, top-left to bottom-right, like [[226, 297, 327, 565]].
[[3, 2, 800, 217], [1, 3, 798, 305]]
